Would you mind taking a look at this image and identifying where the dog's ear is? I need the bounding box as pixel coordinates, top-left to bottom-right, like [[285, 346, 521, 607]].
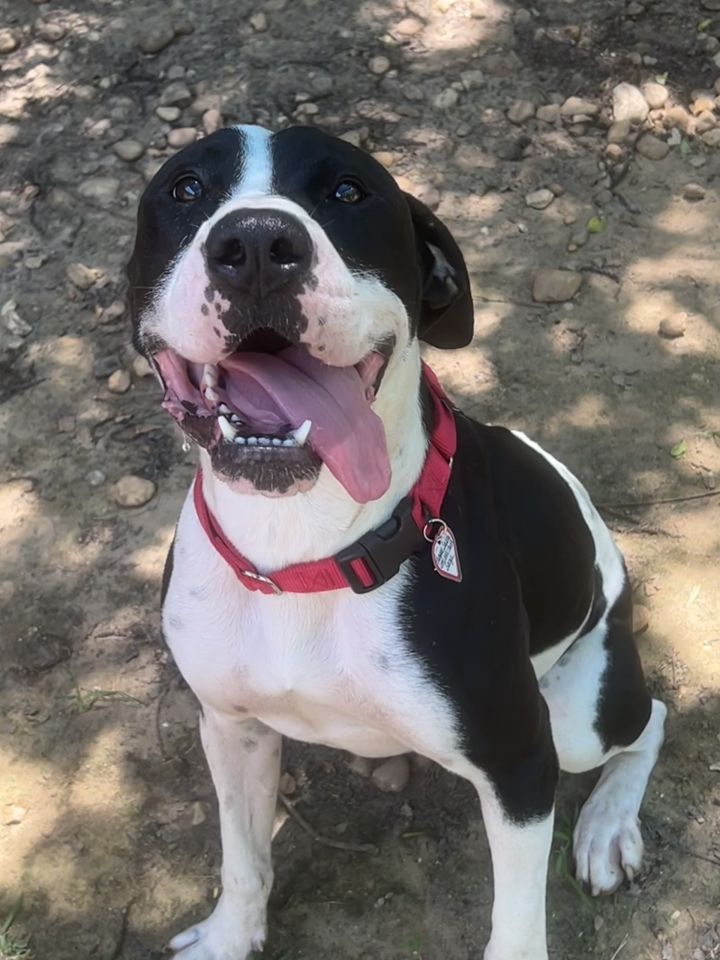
[[405, 193, 474, 349]]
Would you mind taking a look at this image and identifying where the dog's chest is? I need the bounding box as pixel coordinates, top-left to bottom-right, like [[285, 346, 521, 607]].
[[164, 512, 458, 760]]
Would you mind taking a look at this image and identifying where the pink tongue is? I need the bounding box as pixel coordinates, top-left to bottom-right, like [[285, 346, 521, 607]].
[[221, 347, 391, 503]]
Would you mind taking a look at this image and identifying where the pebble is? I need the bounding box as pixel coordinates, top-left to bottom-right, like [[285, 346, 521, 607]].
[[279, 772, 297, 795], [569, 227, 588, 248], [641, 82, 668, 110], [250, 12, 268, 31], [138, 23, 176, 55], [664, 104, 693, 134], [160, 81, 193, 107], [67, 262, 100, 290], [78, 177, 120, 205], [368, 55, 391, 75], [632, 603, 650, 635], [113, 139, 145, 162], [156, 105, 181, 122], [532, 268, 582, 303], [635, 134, 669, 160], [682, 183, 706, 201], [132, 354, 153, 377], [612, 82, 649, 123], [107, 369, 131, 393], [168, 127, 197, 148], [626, 1, 645, 15], [87, 469, 106, 487], [460, 69, 485, 91], [434, 88, 459, 110], [536, 104, 560, 123], [110, 475, 157, 508], [0, 29, 20, 54], [100, 300, 126, 324], [1, 299, 32, 337], [36, 18, 67, 42], [202, 108, 222, 135], [525, 188, 554, 209], [560, 96, 599, 118], [395, 16, 424, 36], [371, 755, 411, 793], [4, 805, 28, 826], [691, 93, 716, 115], [695, 111, 716, 136], [347, 754, 374, 777], [658, 314, 686, 339], [507, 99, 535, 124], [702, 0, 720, 9], [191, 802, 207, 826], [605, 142, 625, 161], [702, 127, 720, 147]]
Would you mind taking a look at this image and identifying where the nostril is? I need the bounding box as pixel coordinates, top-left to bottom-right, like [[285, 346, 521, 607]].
[[218, 238, 247, 267], [269, 236, 300, 266]]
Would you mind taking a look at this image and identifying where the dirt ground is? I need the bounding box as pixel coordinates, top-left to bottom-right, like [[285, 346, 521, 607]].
[[1, 0, 719, 957]]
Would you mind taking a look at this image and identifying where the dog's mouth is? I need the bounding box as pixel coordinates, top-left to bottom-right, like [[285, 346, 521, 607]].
[[153, 329, 393, 502]]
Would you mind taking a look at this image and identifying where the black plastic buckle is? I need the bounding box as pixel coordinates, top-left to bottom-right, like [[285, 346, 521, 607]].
[[335, 496, 425, 594]]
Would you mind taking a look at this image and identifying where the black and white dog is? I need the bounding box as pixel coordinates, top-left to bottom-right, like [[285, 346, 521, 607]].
[[127, 124, 665, 960]]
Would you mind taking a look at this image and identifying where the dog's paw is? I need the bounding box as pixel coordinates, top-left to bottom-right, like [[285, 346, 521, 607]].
[[169, 899, 265, 960], [573, 796, 644, 896]]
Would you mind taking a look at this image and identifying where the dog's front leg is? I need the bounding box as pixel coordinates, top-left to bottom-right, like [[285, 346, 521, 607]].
[[473, 775, 554, 960], [169, 708, 281, 960]]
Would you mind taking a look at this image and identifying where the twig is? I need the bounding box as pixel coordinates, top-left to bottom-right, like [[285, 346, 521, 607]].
[[609, 935, 629, 960], [677, 846, 720, 868], [279, 795, 377, 855], [599, 490, 720, 509], [476, 295, 544, 309]]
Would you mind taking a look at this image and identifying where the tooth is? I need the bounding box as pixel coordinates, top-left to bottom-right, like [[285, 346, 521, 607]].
[[258, 437, 271, 446], [271, 438, 282, 446], [205, 386, 220, 403], [247, 436, 258, 445], [203, 363, 218, 387], [291, 419, 312, 446], [234, 436, 246, 445], [282, 438, 295, 447], [218, 415, 237, 441], [218, 403, 231, 414], [230, 415, 243, 424]]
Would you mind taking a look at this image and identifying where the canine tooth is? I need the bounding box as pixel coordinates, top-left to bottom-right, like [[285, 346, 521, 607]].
[[205, 386, 220, 403], [203, 363, 218, 387], [291, 419, 312, 446], [271, 438, 282, 446], [218, 415, 237, 441], [230, 415, 243, 424], [247, 436, 258, 445], [218, 403, 231, 414]]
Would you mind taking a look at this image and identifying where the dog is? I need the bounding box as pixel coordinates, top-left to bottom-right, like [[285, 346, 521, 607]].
[[127, 124, 666, 960]]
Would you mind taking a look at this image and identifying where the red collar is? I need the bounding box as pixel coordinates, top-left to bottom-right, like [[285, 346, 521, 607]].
[[193, 363, 456, 595]]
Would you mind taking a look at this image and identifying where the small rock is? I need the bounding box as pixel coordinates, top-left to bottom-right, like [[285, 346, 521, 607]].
[[594, 188, 613, 206], [100, 300, 126, 324], [279, 772, 297, 795], [434, 88, 459, 110], [525, 188, 554, 209], [394, 16, 424, 36], [25, 253, 46, 269], [606, 142, 625, 161], [67, 262, 100, 290], [1, 299, 32, 337], [560, 96, 599, 118], [93, 355, 120, 378], [132, 354, 153, 378], [156, 105, 182, 122], [494, 137, 531, 161], [703, 0, 720, 10], [682, 182, 706, 201], [632, 603, 650, 635], [339, 128, 368, 148], [138, 22, 176, 55], [569, 227, 588, 248], [110, 475, 157, 508], [160, 81, 193, 107], [514, 7, 533, 24], [250, 12, 267, 31], [507, 99, 535, 124], [35, 18, 67, 42], [702, 127, 720, 147], [658, 315, 686, 339], [202, 108, 222, 135], [87, 469, 106, 486], [107, 369, 131, 393], [641, 82, 668, 110], [368, 55, 391, 75], [78, 177, 120, 205], [0, 29, 21, 54], [347, 754, 374, 777], [460, 69, 485, 91], [626, 1, 645, 15], [536, 103, 560, 123], [691, 92, 716, 115], [664, 104, 693, 134], [4, 804, 28, 826], [168, 127, 197, 148], [695, 111, 716, 135], [532, 268, 582, 303], [113, 139, 145, 162], [612, 82, 649, 123], [636, 134, 669, 160], [372, 755, 411, 793], [190, 801, 207, 825]]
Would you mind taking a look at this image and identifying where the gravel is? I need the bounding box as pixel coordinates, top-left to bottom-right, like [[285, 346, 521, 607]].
[[525, 188, 554, 209], [138, 23, 176, 54], [532, 268, 582, 303], [113, 139, 145, 162], [635, 134, 670, 160], [110, 475, 157, 508], [612, 82, 649, 123]]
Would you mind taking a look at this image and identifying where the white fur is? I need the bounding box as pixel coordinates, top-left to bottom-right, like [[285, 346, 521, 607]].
[[232, 124, 272, 197]]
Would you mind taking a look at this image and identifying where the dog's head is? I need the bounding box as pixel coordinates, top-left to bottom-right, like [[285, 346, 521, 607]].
[[127, 124, 473, 502]]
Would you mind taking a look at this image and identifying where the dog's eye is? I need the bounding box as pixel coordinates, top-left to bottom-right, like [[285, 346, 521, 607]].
[[334, 180, 366, 204], [172, 176, 204, 203]]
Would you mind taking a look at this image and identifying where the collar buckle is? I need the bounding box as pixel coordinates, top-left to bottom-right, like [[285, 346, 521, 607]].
[[335, 496, 424, 594], [239, 569, 283, 595]]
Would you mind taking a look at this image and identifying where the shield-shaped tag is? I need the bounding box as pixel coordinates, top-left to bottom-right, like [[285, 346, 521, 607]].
[[431, 524, 462, 583]]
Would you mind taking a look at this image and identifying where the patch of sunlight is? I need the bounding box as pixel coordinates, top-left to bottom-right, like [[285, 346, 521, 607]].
[[651, 202, 713, 238], [545, 394, 609, 435], [128, 527, 176, 580], [67, 727, 140, 813]]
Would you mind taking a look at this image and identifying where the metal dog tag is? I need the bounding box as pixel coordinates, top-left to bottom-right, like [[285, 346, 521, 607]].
[[430, 523, 462, 583]]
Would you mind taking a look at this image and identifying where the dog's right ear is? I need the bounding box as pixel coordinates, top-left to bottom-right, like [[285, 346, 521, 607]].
[[405, 193, 475, 349]]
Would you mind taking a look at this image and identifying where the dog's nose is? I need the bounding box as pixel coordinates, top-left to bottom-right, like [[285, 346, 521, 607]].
[[205, 209, 312, 296]]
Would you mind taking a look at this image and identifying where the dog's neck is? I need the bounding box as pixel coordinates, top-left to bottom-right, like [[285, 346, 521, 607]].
[[198, 343, 428, 572]]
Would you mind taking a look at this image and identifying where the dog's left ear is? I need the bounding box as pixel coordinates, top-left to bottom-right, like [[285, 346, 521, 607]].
[[405, 193, 474, 349]]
